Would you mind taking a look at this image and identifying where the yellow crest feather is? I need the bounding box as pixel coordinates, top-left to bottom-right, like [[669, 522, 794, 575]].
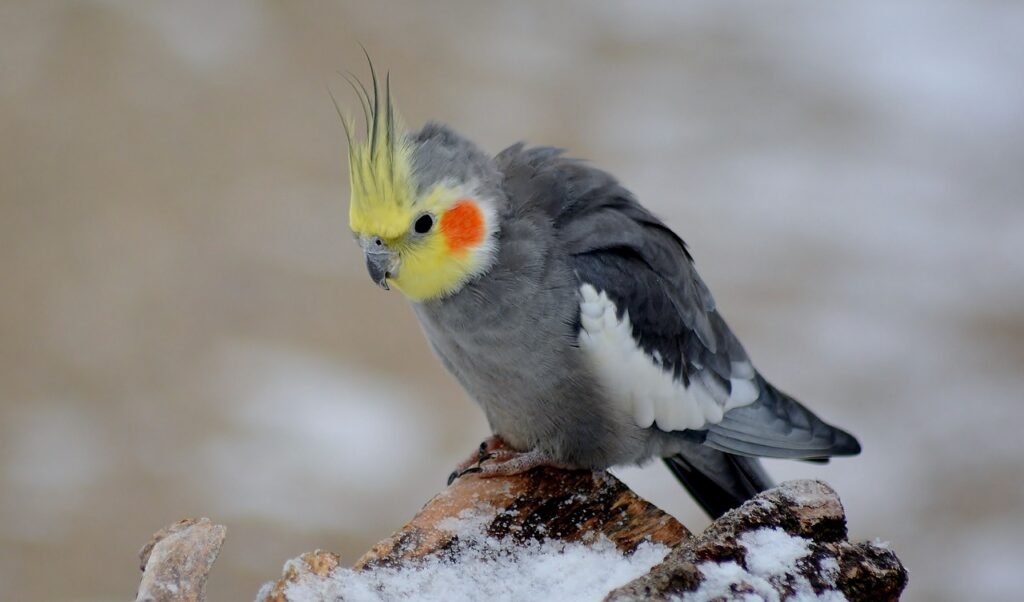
[[333, 54, 498, 301], [336, 57, 415, 238]]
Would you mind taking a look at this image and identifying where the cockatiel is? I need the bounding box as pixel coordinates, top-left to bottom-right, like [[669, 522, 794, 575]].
[[339, 66, 860, 518]]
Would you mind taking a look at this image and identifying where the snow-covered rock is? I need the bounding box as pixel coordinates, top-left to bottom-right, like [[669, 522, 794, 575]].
[[133, 471, 906, 601], [607, 480, 907, 601], [252, 473, 906, 601]]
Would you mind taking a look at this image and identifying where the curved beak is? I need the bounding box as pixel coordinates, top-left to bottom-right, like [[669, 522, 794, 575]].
[[364, 248, 398, 290]]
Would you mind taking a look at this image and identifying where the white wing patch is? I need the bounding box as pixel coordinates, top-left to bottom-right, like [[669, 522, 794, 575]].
[[577, 284, 759, 432]]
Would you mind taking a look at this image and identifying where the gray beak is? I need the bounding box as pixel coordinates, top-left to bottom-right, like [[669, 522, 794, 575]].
[[364, 248, 395, 290]]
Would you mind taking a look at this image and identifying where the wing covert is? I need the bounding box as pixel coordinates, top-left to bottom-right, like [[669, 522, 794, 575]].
[[494, 144, 860, 459]]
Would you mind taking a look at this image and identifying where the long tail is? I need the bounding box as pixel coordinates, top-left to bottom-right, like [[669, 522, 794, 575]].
[[663, 444, 774, 519]]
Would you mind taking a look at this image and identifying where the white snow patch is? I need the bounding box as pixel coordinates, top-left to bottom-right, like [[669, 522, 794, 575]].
[[818, 556, 840, 583], [684, 528, 845, 602], [741, 528, 812, 578], [435, 504, 500, 536], [280, 516, 670, 602]]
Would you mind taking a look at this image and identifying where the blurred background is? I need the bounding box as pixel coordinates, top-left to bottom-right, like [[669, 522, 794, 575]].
[[2, 1, 1022, 600]]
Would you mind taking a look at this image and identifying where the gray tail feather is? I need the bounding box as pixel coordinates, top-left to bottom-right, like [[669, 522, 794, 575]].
[[663, 446, 774, 519]]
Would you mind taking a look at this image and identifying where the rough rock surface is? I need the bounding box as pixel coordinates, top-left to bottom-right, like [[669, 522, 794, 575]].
[[136, 471, 907, 601], [356, 467, 690, 568], [606, 480, 907, 601], [136, 517, 227, 602], [255, 468, 689, 601]]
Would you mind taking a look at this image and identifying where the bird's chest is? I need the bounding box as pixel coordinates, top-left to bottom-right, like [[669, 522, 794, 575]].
[[412, 289, 584, 443], [416, 297, 570, 391]]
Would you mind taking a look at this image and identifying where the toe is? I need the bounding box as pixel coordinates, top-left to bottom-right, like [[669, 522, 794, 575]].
[[459, 466, 482, 477]]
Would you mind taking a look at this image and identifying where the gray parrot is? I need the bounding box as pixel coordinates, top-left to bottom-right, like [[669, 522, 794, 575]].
[[340, 67, 860, 518]]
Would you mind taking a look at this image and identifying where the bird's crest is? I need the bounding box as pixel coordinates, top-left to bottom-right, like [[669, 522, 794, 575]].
[[333, 54, 414, 239]]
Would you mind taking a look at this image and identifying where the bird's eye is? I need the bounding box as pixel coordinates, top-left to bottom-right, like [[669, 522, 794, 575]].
[[413, 213, 434, 234]]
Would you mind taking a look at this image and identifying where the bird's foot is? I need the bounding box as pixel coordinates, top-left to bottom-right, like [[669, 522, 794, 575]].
[[447, 436, 566, 485], [448, 435, 508, 484]]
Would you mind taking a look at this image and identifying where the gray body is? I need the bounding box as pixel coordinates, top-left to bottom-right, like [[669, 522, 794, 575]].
[[413, 186, 670, 469], [405, 124, 859, 517]]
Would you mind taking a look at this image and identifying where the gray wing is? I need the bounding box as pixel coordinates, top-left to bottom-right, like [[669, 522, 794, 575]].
[[498, 146, 860, 459]]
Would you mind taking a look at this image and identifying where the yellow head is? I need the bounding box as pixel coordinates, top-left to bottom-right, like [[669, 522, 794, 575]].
[[338, 68, 501, 301]]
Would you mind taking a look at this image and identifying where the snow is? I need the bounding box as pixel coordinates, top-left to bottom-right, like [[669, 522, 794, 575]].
[[434, 504, 501, 535], [683, 528, 845, 602], [275, 506, 671, 602], [3, 2, 1022, 600], [817, 557, 840, 583], [741, 528, 812, 578], [266, 512, 853, 601]]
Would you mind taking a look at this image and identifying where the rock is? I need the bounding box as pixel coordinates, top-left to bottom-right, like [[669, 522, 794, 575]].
[[356, 467, 690, 569], [256, 550, 343, 602], [605, 480, 908, 601], [135, 474, 907, 601], [136, 517, 227, 602], [255, 467, 690, 600]]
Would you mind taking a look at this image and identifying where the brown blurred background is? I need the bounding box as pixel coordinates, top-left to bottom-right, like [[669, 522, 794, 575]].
[[2, 2, 1023, 600]]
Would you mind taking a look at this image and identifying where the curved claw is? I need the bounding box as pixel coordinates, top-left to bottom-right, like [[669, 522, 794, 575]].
[[447, 464, 486, 486], [446, 435, 513, 486]]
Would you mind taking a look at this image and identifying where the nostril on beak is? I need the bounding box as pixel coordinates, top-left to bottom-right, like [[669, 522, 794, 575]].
[[364, 239, 393, 290]]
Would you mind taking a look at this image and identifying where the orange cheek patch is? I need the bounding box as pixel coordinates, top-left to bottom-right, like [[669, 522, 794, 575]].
[[440, 199, 485, 253]]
